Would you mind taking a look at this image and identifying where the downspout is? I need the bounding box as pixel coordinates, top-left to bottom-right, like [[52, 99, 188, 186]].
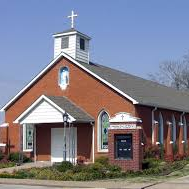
[[152, 107, 157, 144], [180, 112, 185, 143]]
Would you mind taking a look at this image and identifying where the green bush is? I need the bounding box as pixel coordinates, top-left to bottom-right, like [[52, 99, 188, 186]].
[[0, 162, 15, 169], [85, 162, 105, 173], [95, 156, 109, 165], [142, 158, 162, 169], [72, 164, 85, 173], [8, 152, 32, 163], [56, 161, 73, 172], [0, 151, 4, 161], [108, 164, 121, 172]]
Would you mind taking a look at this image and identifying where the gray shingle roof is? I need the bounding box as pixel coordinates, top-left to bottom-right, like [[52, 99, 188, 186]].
[[79, 62, 189, 113], [46, 96, 94, 122]]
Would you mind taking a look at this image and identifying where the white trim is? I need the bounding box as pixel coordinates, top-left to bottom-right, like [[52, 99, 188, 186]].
[[22, 124, 34, 152], [92, 123, 95, 163], [14, 95, 75, 124], [0, 143, 6, 147], [0, 123, 9, 128], [109, 112, 142, 123], [53, 31, 91, 40], [97, 110, 110, 153], [1, 52, 138, 112]]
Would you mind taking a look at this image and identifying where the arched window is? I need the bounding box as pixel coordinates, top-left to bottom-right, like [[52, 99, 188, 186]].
[[158, 112, 164, 144], [183, 116, 187, 142], [59, 67, 69, 89], [98, 111, 110, 151], [171, 115, 176, 143]]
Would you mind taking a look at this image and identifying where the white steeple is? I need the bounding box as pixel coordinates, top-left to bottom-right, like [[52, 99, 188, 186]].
[[53, 11, 91, 64]]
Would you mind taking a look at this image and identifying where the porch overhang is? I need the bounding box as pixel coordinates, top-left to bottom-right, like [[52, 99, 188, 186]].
[[14, 95, 94, 124]]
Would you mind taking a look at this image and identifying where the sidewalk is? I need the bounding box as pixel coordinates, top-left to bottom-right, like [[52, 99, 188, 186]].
[[0, 162, 51, 174], [0, 178, 156, 189]]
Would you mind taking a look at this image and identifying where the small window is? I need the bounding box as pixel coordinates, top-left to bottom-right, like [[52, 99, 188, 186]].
[[80, 38, 85, 50], [115, 134, 133, 159], [59, 67, 69, 90], [23, 124, 34, 151], [61, 37, 69, 49]]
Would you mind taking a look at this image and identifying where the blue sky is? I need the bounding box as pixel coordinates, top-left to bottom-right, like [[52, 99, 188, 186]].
[[1, 0, 189, 123]]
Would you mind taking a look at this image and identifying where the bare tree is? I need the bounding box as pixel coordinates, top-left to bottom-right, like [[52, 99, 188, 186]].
[[149, 53, 189, 91]]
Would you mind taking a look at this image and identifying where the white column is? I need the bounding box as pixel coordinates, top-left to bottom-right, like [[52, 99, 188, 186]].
[[92, 123, 95, 163], [34, 124, 37, 163]]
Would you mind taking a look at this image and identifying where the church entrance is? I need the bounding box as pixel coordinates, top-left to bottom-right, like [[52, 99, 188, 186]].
[[51, 127, 77, 163]]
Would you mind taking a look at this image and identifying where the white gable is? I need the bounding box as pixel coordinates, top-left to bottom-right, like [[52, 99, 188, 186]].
[[14, 95, 75, 124], [20, 100, 64, 124], [109, 112, 142, 123]]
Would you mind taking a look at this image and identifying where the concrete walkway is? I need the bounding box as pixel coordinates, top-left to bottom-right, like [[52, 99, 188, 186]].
[[0, 162, 51, 174]]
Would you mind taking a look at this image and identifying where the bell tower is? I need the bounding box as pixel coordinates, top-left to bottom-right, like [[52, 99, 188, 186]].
[[53, 11, 91, 64]]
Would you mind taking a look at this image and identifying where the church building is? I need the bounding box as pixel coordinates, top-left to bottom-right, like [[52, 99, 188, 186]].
[[1, 11, 189, 170]]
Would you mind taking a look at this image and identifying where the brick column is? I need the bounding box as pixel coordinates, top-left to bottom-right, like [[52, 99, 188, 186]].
[[166, 122, 173, 160]]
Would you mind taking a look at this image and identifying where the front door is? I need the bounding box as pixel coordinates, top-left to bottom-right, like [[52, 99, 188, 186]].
[[51, 128, 77, 162]]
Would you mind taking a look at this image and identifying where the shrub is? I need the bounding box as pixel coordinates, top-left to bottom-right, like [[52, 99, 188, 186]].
[[142, 158, 162, 169], [108, 164, 121, 172], [0, 150, 4, 161], [95, 156, 109, 166], [72, 164, 85, 173], [8, 152, 32, 163], [85, 162, 105, 173], [56, 161, 73, 172], [144, 144, 160, 159]]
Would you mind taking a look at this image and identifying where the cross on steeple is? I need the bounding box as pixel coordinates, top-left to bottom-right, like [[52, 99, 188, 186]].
[[67, 10, 78, 29]]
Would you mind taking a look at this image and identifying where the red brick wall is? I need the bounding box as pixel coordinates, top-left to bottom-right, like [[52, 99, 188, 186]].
[[108, 129, 142, 171], [2, 56, 189, 162], [4, 57, 135, 159]]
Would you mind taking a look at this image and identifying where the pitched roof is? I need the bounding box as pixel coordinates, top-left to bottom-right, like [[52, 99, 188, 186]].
[[46, 96, 94, 122], [79, 62, 189, 112], [14, 95, 94, 124], [1, 52, 189, 113]]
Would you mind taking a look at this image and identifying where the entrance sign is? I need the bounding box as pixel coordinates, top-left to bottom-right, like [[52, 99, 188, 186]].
[[109, 124, 137, 130]]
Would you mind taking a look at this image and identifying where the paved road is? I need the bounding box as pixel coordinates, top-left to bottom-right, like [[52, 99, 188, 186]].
[[0, 185, 65, 189], [149, 175, 189, 189]]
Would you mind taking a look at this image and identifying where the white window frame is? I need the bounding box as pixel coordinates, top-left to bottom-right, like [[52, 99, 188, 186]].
[[97, 110, 110, 153], [158, 112, 164, 144], [58, 66, 69, 90], [171, 115, 176, 143], [23, 124, 34, 152], [183, 116, 187, 143]]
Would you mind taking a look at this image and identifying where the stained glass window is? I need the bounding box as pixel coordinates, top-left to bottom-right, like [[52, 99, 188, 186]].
[[100, 112, 109, 150], [24, 124, 34, 151], [158, 113, 164, 144], [59, 67, 69, 89]]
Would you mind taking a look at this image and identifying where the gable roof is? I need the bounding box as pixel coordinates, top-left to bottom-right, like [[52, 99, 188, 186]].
[[0, 52, 138, 111], [79, 62, 189, 112], [46, 96, 94, 122], [14, 95, 94, 124], [1, 52, 189, 113]]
